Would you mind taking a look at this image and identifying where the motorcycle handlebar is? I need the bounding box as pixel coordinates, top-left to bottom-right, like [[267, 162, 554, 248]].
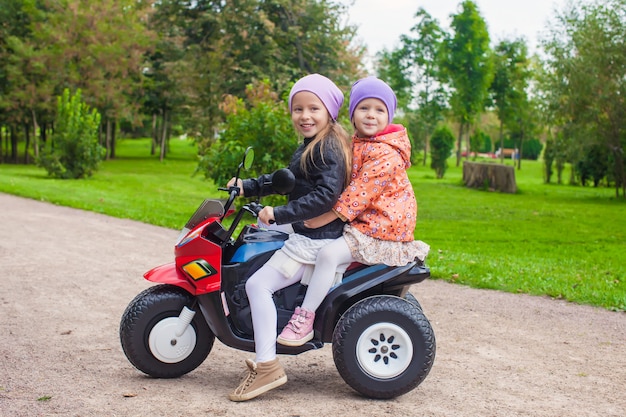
[[246, 202, 275, 224], [247, 201, 263, 215], [218, 183, 277, 225], [218, 186, 240, 195]]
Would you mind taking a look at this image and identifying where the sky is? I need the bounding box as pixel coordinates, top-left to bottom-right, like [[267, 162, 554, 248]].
[[340, 0, 566, 65]]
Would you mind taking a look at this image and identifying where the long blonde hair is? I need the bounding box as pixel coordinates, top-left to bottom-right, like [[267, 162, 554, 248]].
[[299, 120, 352, 189]]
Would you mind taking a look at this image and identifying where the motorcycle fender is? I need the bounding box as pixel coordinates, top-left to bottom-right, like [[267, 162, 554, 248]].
[[143, 262, 197, 295]]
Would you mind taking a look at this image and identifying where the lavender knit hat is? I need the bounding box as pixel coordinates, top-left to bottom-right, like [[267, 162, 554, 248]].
[[348, 76, 397, 123], [288, 74, 344, 120]]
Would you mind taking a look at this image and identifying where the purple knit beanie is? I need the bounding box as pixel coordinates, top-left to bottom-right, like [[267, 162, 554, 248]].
[[288, 74, 344, 120], [348, 76, 397, 123]]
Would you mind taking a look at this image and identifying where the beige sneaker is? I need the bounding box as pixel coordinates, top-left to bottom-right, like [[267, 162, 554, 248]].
[[229, 358, 287, 402]]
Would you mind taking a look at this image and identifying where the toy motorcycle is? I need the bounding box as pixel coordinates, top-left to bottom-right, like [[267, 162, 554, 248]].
[[119, 147, 436, 399]]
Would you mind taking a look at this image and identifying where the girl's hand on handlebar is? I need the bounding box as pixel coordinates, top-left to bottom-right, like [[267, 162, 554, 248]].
[[258, 206, 275, 225], [226, 177, 244, 196]]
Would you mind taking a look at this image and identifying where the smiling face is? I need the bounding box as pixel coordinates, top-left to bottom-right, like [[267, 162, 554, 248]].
[[351, 98, 389, 138], [290, 91, 331, 138]]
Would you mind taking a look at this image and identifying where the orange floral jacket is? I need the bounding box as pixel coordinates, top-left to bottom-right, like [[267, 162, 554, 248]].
[[333, 124, 417, 242]]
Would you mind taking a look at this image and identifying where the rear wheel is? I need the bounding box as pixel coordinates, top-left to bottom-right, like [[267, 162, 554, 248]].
[[120, 285, 214, 378], [404, 291, 423, 310], [332, 295, 435, 399]]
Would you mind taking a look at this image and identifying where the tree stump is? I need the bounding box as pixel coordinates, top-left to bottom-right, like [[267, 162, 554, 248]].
[[463, 161, 517, 193]]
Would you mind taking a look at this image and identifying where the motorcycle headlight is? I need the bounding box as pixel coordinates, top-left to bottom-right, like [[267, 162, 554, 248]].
[[182, 259, 217, 281]]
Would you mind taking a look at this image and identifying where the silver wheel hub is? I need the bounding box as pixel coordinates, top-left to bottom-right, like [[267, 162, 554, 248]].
[[356, 322, 413, 378], [149, 317, 197, 363]]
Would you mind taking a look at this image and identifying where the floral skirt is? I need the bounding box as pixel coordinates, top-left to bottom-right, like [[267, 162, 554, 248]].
[[343, 224, 430, 266]]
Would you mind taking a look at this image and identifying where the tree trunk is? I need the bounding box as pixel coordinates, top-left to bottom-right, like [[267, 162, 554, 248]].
[[465, 123, 472, 161], [517, 126, 525, 170], [422, 133, 429, 166], [106, 119, 112, 160], [456, 122, 464, 167], [159, 109, 167, 162], [10, 126, 18, 163], [40, 121, 47, 145], [463, 161, 517, 193], [0, 125, 4, 163], [31, 109, 40, 159], [612, 145, 625, 198], [499, 120, 504, 164], [110, 120, 116, 159], [23, 123, 30, 164], [151, 113, 157, 156]]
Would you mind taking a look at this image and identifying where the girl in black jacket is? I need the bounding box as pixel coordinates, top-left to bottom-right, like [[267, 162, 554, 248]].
[[228, 74, 351, 402]]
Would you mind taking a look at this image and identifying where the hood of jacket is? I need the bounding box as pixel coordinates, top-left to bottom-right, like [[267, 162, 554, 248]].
[[354, 124, 411, 169]]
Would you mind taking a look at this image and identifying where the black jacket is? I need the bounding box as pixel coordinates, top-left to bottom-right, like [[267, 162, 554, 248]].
[[242, 135, 347, 239]]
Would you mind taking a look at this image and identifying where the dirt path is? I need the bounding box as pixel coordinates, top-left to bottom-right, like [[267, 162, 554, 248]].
[[0, 192, 624, 417]]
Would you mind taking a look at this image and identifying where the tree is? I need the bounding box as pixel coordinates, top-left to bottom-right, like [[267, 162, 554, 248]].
[[150, 0, 362, 158], [2, 0, 156, 162], [37, 89, 103, 179], [0, 0, 56, 164], [142, 1, 197, 160], [45, 0, 156, 159], [489, 38, 532, 166], [1, 0, 363, 165], [430, 125, 455, 179], [260, 0, 362, 87], [540, 0, 626, 196], [440, 1, 493, 167], [378, 8, 447, 166]]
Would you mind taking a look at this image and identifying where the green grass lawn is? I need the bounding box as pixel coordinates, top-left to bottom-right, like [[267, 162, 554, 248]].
[[1, 138, 624, 311], [1, 138, 214, 227]]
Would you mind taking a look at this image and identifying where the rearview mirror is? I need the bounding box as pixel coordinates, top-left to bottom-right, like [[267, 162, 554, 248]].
[[242, 147, 254, 170]]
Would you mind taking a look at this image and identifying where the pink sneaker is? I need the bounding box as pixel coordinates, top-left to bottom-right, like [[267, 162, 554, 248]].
[[277, 307, 315, 346]]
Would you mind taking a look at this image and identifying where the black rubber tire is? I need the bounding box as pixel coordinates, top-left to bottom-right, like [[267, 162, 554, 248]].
[[404, 291, 423, 311], [119, 284, 214, 378], [332, 295, 436, 399]]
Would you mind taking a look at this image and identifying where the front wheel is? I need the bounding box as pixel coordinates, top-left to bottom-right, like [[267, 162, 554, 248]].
[[332, 295, 435, 399], [120, 284, 214, 378]]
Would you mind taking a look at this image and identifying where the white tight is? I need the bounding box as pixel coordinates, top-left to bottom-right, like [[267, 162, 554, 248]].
[[246, 264, 304, 363], [245, 237, 354, 363], [301, 237, 354, 311]]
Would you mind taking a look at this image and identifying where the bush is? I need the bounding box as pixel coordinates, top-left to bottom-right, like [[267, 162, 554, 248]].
[[470, 129, 492, 155], [522, 138, 543, 160], [469, 129, 484, 157], [575, 143, 609, 187], [430, 125, 455, 179], [479, 132, 492, 153], [37, 89, 103, 179], [196, 80, 296, 206]]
